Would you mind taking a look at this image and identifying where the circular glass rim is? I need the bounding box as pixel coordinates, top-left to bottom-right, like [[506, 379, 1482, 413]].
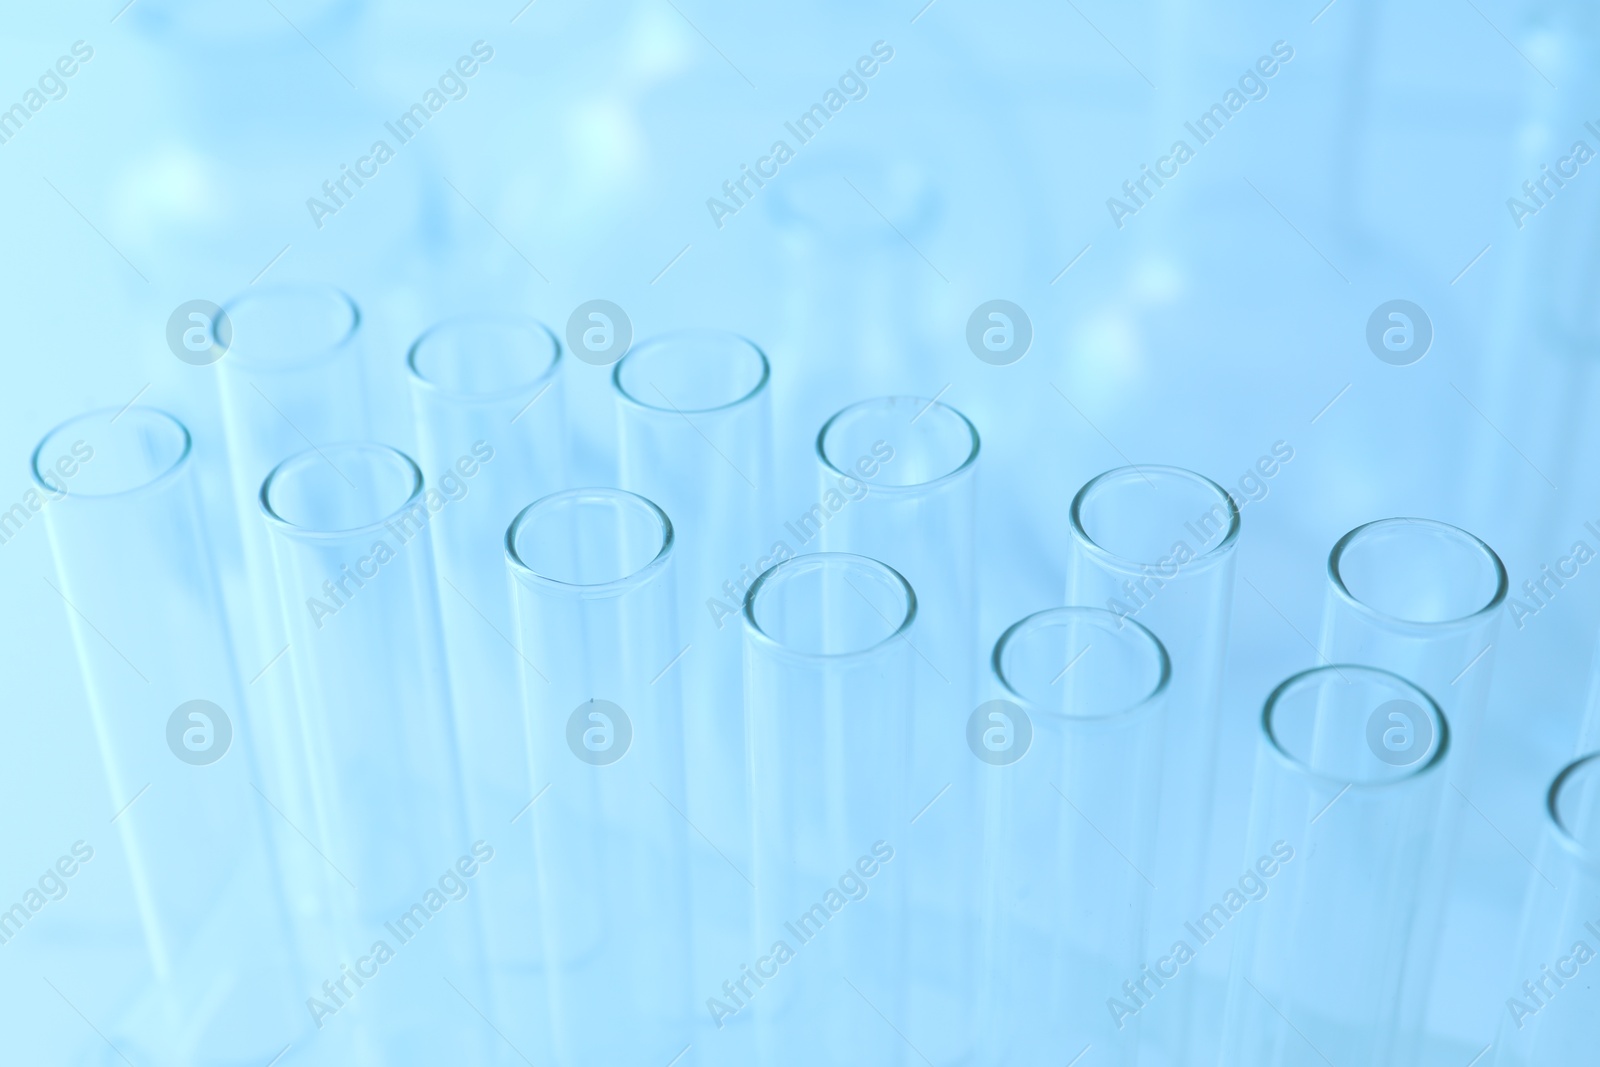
[[815, 396, 981, 495], [741, 551, 918, 663], [1069, 465, 1241, 575], [219, 283, 361, 373], [29, 406, 192, 502], [1327, 517, 1508, 631], [405, 313, 564, 404], [1261, 664, 1451, 790], [259, 442, 424, 542], [611, 330, 771, 415], [991, 606, 1171, 722], [1548, 752, 1600, 872], [504, 487, 675, 599]]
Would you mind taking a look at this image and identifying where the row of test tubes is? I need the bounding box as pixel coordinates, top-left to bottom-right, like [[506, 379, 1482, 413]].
[[29, 284, 1600, 1065]]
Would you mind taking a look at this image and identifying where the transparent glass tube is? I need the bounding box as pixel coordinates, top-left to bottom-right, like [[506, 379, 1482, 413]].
[[30, 408, 307, 1065], [406, 314, 565, 985], [1221, 666, 1450, 1067], [815, 395, 980, 1063], [262, 443, 488, 1062], [612, 331, 773, 873], [1492, 753, 1600, 1065], [216, 284, 368, 894], [32, 408, 257, 979], [741, 553, 916, 1065], [1321, 518, 1507, 783], [980, 607, 1169, 1066], [1066, 464, 1240, 1059], [507, 488, 691, 1067]]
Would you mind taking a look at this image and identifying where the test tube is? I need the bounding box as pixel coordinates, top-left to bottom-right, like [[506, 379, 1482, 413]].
[[261, 443, 489, 1061], [1220, 666, 1450, 1067], [742, 553, 916, 1065], [1321, 518, 1507, 782], [980, 607, 1169, 1066], [506, 488, 692, 1067], [612, 331, 772, 848], [216, 285, 368, 903], [406, 314, 565, 984], [1492, 753, 1600, 1065], [1066, 464, 1240, 1057], [32, 408, 255, 978], [815, 395, 981, 1062]]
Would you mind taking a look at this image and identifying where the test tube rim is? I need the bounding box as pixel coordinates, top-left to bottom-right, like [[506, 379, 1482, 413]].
[[1327, 516, 1508, 632], [30, 405, 192, 502], [815, 395, 981, 495], [741, 551, 917, 664], [405, 313, 563, 404], [991, 606, 1171, 723], [504, 486, 675, 600], [259, 441, 426, 543], [1547, 751, 1600, 873], [1068, 464, 1241, 575], [1261, 664, 1451, 791], [218, 283, 362, 374], [611, 329, 771, 415]]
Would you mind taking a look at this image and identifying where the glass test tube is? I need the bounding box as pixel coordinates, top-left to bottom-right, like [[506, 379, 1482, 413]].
[[33, 408, 255, 977], [1492, 753, 1600, 1065], [216, 285, 368, 906], [507, 488, 692, 1067], [262, 443, 489, 1062], [1066, 464, 1239, 1059], [815, 395, 981, 1064], [980, 607, 1169, 1066], [1221, 666, 1450, 1067], [612, 331, 773, 865], [33, 408, 299, 1061], [406, 314, 565, 985], [1322, 518, 1507, 782], [742, 553, 916, 1066]]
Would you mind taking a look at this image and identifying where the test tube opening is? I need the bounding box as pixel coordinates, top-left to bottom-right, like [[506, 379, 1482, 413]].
[[1264, 665, 1449, 787], [1070, 465, 1239, 570], [993, 607, 1168, 720], [1329, 517, 1507, 627], [612, 331, 769, 414], [31, 407, 190, 499], [221, 283, 360, 372], [817, 395, 979, 489], [407, 314, 561, 401], [506, 488, 673, 594], [743, 552, 915, 658], [1549, 752, 1600, 872], [261, 443, 422, 537]]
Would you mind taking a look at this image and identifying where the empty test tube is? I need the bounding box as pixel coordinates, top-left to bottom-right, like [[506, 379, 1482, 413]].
[[742, 553, 916, 1065], [1221, 666, 1450, 1067], [506, 488, 692, 1067], [980, 607, 1169, 1066]]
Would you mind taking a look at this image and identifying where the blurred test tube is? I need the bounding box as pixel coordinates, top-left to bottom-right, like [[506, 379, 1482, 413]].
[[980, 607, 1168, 1066], [506, 488, 692, 1067], [1221, 666, 1450, 1067], [406, 314, 566, 985]]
